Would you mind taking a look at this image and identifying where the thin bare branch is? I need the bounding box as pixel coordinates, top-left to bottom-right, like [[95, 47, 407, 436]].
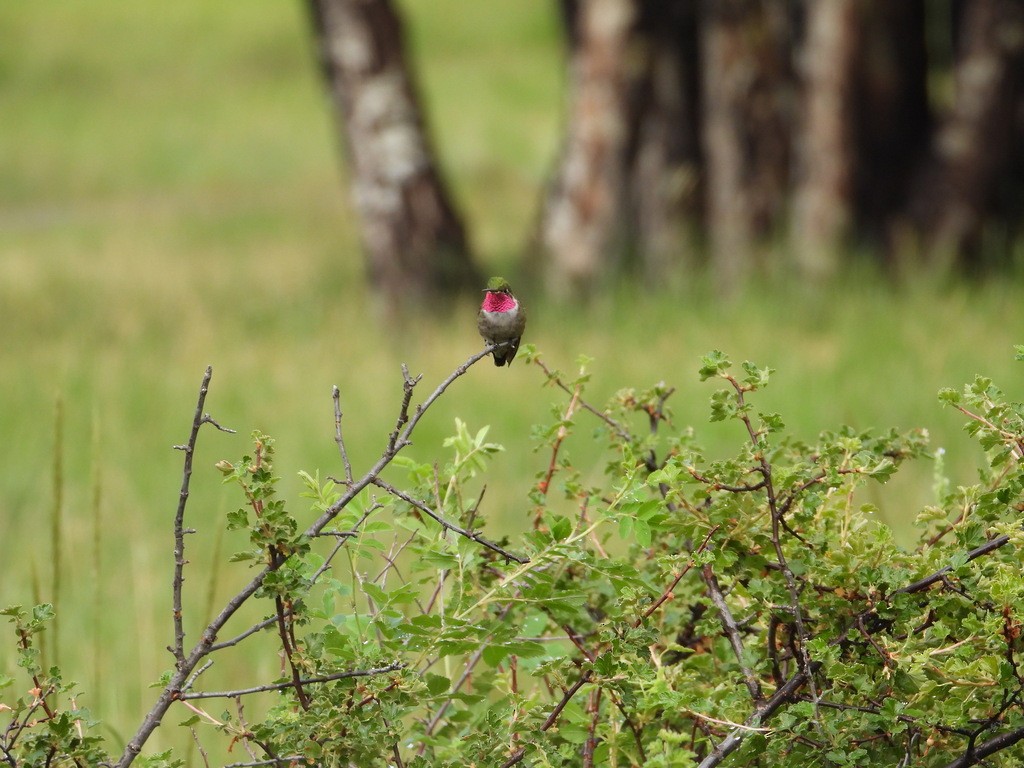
[[702, 562, 762, 701], [332, 385, 354, 486], [116, 349, 494, 767], [179, 663, 404, 700], [638, 526, 719, 625], [372, 478, 529, 564], [532, 356, 633, 442], [171, 366, 231, 667]]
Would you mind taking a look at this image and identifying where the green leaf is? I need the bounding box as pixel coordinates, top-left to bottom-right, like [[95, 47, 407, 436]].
[[425, 673, 451, 695], [482, 644, 510, 666], [633, 518, 652, 547], [550, 515, 572, 541], [698, 350, 731, 381]]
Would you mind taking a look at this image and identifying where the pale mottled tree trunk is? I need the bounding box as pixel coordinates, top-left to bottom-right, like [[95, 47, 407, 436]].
[[538, 0, 636, 296], [308, 0, 479, 308], [791, 0, 860, 279], [537, 0, 702, 296]]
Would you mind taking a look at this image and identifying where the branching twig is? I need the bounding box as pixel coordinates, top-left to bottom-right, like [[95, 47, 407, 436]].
[[638, 526, 719, 625], [498, 526, 718, 766], [536, 382, 581, 498], [116, 348, 495, 768], [696, 667, 814, 768], [897, 533, 1011, 595], [949, 404, 1024, 460], [532, 356, 632, 442], [170, 367, 232, 667], [332, 385, 354, 486], [724, 374, 823, 729], [372, 478, 529, 563], [178, 663, 404, 700], [207, 613, 283, 653], [702, 562, 762, 701], [499, 672, 593, 768]]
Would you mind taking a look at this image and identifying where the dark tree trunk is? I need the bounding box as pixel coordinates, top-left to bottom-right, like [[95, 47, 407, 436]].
[[627, 0, 703, 282], [791, 0, 860, 279], [901, 0, 1024, 266], [699, 0, 795, 292], [307, 0, 480, 308], [853, 1, 931, 247]]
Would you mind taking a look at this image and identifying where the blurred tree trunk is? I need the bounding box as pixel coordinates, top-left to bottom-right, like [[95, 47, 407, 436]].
[[853, 1, 930, 245], [791, 0, 860, 279], [537, 0, 636, 296], [902, 0, 1024, 265], [627, 0, 703, 283], [537, 0, 701, 296], [700, 0, 794, 292], [307, 0, 479, 308]]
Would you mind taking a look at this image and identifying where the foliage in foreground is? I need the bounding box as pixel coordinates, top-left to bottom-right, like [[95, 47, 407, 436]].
[[4, 347, 1024, 767]]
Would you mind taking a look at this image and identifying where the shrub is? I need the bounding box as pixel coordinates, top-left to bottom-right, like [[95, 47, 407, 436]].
[[4, 348, 1024, 767]]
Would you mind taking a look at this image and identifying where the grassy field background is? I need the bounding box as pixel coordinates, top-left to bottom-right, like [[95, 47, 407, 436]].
[[3, 2, 1024, 763]]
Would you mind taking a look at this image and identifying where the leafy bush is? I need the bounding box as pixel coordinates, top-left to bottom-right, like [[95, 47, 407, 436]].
[[4, 348, 1024, 767]]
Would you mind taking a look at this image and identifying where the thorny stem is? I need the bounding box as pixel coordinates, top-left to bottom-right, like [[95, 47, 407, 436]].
[[536, 381, 581, 500], [170, 367, 235, 667], [532, 356, 632, 442], [178, 664, 404, 700], [333, 385, 354, 485], [116, 348, 497, 767], [724, 374, 824, 729], [372, 478, 529, 563]]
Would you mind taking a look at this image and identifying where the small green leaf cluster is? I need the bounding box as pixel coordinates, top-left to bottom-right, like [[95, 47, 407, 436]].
[[219, 432, 308, 561], [0, 604, 115, 767]]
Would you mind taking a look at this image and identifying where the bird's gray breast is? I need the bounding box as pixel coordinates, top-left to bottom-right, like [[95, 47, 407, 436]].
[[478, 308, 521, 340]]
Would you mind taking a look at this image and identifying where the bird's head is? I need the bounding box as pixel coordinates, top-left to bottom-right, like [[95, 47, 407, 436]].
[[484, 276, 512, 294]]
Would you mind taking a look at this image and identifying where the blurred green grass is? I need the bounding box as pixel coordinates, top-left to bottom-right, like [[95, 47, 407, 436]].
[[2, 1, 1023, 763]]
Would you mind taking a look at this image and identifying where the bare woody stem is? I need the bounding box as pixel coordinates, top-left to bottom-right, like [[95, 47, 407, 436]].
[[170, 366, 210, 667], [333, 385, 354, 485], [116, 348, 496, 767], [724, 374, 823, 727], [178, 663, 404, 700], [499, 528, 719, 767], [696, 667, 814, 768], [371, 478, 529, 563]]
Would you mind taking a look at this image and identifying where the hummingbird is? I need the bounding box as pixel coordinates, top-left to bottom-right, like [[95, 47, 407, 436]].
[[477, 276, 526, 367]]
